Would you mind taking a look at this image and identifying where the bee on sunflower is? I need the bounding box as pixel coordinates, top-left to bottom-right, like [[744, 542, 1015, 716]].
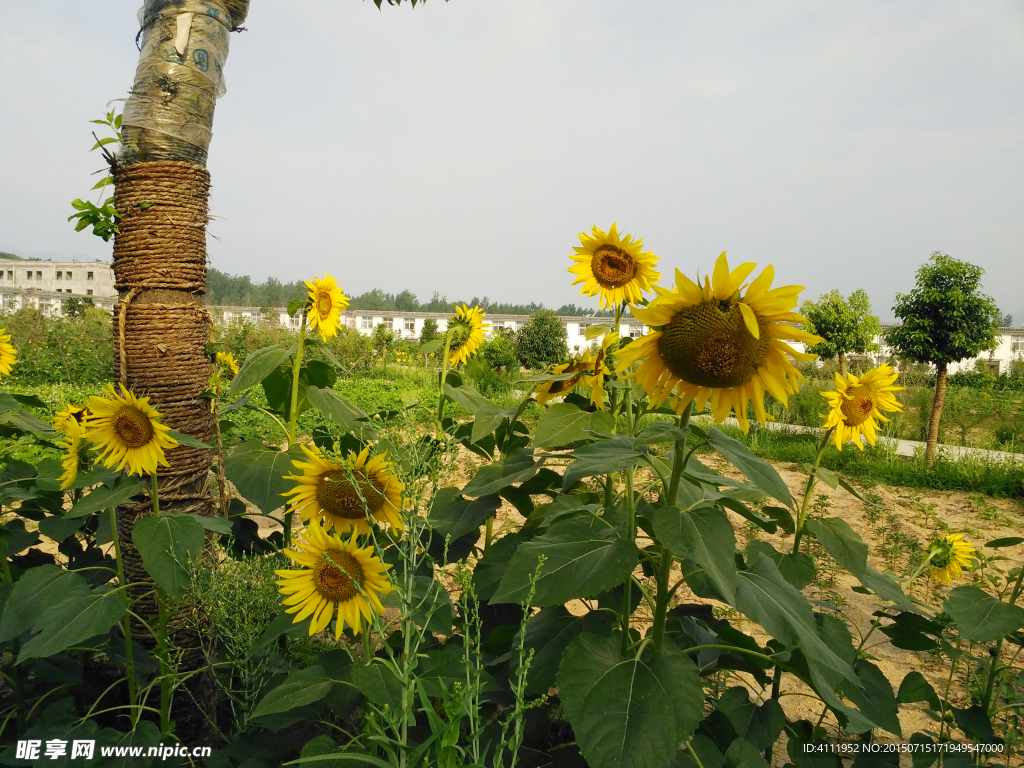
[[820, 363, 904, 450], [0, 329, 16, 379], [536, 333, 616, 411], [276, 522, 393, 638], [305, 274, 349, 342], [617, 252, 822, 433], [926, 534, 975, 584], [568, 223, 661, 309], [282, 444, 404, 536], [446, 304, 489, 367], [85, 384, 178, 476]]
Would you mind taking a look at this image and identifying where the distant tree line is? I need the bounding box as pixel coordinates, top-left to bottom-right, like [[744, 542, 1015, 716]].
[[204, 268, 614, 316]]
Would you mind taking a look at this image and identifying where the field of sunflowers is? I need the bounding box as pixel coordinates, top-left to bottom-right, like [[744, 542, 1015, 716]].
[[0, 226, 1022, 768]]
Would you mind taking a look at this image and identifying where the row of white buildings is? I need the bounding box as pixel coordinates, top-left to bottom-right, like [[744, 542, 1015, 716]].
[[0, 260, 1020, 376], [212, 305, 1024, 376]]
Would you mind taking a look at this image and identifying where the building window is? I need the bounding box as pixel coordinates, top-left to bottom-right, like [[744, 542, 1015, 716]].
[[629, 327, 642, 339], [578, 323, 589, 334], [87, 271, 94, 280], [360, 316, 373, 329], [66, 289, 72, 295], [36, 271, 42, 279], [87, 289, 94, 296], [1012, 335, 1024, 354], [404, 319, 415, 333], [26, 271, 32, 280], [66, 271, 72, 279], [56, 271, 62, 279], [56, 289, 62, 294], [383, 317, 394, 330]]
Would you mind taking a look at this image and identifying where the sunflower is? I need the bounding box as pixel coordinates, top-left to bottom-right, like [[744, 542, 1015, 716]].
[[305, 274, 349, 342], [282, 444, 404, 536], [58, 431, 90, 490], [536, 333, 617, 411], [85, 384, 178, 476], [216, 351, 240, 376], [617, 252, 822, 433], [276, 522, 393, 638], [927, 534, 975, 585], [820, 363, 904, 451], [447, 304, 489, 367], [0, 329, 16, 378], [54, 405, 89, 437], [568, 223, 661, 309]]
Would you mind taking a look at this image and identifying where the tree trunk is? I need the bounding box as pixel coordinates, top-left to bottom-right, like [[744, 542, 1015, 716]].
[[925, 363, 947, 467], [838, 352, 847, 376], [113, 0, 250, 744]]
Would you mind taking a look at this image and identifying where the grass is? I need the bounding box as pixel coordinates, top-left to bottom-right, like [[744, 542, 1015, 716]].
[[714, 421, 1024, 499]]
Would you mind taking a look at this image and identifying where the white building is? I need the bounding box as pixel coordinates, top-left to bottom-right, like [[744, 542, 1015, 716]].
[[208, 304, 1024, 375], [0, 259, 117, 316]]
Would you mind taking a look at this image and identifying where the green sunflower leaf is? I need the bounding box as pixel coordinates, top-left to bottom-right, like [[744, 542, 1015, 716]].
[[535, 403, 615, 448], [492, 516, 637, 607], [462, 448, 543, 498], [228, 344, 294, 396], [706, 428, 794, 509], [556, 633, 704, 768], [17, 585, 127, 664], [653, 504, 737, 603], [225, 440, 307, 516], [945, 585, 1024, 642], [253, 665, 333, 718], [132, 514, 207, 601]]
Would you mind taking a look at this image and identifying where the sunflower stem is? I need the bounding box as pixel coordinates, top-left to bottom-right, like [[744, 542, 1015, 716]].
[[109, 505, 138, 727], [981, 564, 1024, 714], [0, 555, 26, 735], [148, 473, 172, 735], [791, 426, 834, 554], [652, 407, 692, 650], [285, 313, 308, 549], [620, 386, 636, 655], [436, 329, 455, 438]]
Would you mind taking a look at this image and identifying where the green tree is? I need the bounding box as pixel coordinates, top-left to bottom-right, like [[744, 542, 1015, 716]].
[[371, 323, 396, 366], [420, 317, 439, 344], [1000, 312, 1014, 327], [887, 252, 1001, 465], [515, 309, 568, 369], [800, 289, 881, 375], [481, 334, 518, 373]]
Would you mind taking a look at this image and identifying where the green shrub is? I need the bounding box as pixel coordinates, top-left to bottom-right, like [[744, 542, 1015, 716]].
[[4, 306, 113, 384]]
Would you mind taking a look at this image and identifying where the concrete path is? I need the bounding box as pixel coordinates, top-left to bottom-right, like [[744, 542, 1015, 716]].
[[694, 415, 1024, 464]]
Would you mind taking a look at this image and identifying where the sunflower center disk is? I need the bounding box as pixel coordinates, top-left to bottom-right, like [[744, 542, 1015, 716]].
[[657, 302, 769, 388], [316, 470, 385, 519], [317, 294, 332, 315], [314, 549, 364, 602], [839, 390, 876, 427], [113, 406, 156, 448], [590, 246, 637, 288]]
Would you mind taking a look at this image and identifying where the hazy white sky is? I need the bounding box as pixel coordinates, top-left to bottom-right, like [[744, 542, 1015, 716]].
[[2, 1, 1022, 319]]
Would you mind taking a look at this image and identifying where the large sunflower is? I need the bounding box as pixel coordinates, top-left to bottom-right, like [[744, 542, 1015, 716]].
[[0, 329, 16, 378], [447, 305, 489, 367], [305, 274, 349, 342], [85, 384, 178, 476], [536, 333, 617, 411], [616, 252, 822, 433], [820, 363, 904, 451], [568, 223, 661, 309], [276, 523, 393, 638], [926, 534, 975, 585], [283, 444, 404, 536]]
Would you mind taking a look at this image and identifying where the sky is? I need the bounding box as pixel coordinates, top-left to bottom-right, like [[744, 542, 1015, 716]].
[[1, 1, 1022, 321]]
